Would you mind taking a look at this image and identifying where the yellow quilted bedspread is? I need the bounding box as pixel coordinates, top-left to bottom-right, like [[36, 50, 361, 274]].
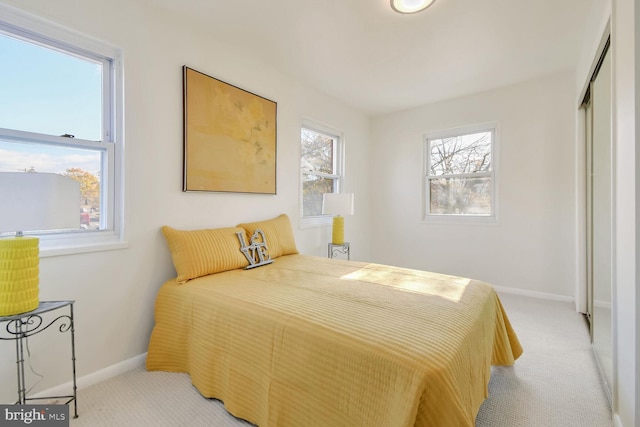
[[146, 255, 522, 427]]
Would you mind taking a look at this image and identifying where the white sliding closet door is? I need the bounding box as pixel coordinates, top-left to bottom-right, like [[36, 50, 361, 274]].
[[588, 45, 613, 401]]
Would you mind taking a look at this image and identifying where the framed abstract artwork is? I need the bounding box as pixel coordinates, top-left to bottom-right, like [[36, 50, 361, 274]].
[[182, 66, 277, 194]]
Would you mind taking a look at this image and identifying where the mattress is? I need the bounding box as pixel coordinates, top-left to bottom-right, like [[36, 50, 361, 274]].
[[146, 254, 522, 427]]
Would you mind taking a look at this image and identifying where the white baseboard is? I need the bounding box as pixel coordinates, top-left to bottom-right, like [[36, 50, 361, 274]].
[[492, 285, 574, 303], [30, 352, 147, 400]]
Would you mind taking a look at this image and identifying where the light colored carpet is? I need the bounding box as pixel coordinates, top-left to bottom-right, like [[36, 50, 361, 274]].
[[474, 293, 612, 426], [70, 292, 612, 426]]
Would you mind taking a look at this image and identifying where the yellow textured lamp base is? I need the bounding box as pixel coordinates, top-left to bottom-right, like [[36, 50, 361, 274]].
[[331, 216, 345, 245], [0, 237, 39, 317]]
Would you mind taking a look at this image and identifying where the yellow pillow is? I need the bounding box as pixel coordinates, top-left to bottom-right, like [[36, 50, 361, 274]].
[[237, 214, 298, 258], [161, 226, 249, 284]]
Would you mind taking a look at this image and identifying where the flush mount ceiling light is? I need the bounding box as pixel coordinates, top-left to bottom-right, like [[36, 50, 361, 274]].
[[390, 0, 435, 14]]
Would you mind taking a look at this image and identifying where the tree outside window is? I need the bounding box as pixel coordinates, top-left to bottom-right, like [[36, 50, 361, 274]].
[[301, 126, 342, 218], [425, 128, 495, 218]]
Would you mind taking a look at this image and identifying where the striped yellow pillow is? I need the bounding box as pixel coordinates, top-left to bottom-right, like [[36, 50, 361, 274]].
[[237, 214, 298, 258], [161, 226, 248, 284]]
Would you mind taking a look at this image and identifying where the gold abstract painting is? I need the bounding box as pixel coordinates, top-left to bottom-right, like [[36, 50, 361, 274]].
[[183, 66, 277, 193]]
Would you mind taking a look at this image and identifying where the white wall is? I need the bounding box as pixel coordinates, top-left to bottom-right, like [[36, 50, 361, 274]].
[[0, 0, 372, 402], [370, 71, 577, 297]]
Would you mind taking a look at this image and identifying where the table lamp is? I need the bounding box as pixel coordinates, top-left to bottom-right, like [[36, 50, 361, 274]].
[[322, 193, 355, 245], [0, 172, 80, 316]]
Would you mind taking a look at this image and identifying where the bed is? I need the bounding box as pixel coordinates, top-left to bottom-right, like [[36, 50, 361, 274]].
[[146, 215, 522, 427]]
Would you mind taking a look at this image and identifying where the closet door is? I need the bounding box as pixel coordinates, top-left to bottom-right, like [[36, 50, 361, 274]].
[[589, 46, 612, 399]]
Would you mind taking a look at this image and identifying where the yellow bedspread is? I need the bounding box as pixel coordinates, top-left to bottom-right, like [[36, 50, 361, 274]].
[[146, 255, 522, 427]]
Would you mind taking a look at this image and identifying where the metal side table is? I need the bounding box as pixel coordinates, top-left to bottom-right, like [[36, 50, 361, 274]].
[[0, 300, 78, 418], [328, 242, 350, 260]]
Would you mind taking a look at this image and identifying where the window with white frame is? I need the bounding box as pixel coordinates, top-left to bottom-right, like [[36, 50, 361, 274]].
[[0, 8, 123, 251], [300, 123, 343, 222], [424, 125, 496, 219]]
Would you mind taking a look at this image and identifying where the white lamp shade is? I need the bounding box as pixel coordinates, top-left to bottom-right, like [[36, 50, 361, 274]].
[[0, 172, 81, 233], [322, 193, 355, 216]]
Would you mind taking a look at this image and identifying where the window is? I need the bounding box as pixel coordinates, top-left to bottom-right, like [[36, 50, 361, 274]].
[[424, 125, 496, 219], [300, 123, 343, 224], [0, 6, 124, 253]]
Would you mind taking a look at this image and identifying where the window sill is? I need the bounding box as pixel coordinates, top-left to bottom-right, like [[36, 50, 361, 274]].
[[41, 241, 128, 258], [300, 215, 333, 229], [421, 214, 499, 226], [39, 231, 128, 257]]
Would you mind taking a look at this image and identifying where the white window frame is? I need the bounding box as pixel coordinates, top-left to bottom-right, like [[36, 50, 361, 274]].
[[299, 119, 344, 228], [423, 122, 498, 224], [0, 4, 126, 255]]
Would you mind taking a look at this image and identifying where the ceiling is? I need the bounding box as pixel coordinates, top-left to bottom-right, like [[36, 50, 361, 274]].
[[145, 0, 592, 115]]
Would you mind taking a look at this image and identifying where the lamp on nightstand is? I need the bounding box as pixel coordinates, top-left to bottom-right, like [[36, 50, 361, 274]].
[[322, 193, 354, 245], [0, 172, 80, 316]]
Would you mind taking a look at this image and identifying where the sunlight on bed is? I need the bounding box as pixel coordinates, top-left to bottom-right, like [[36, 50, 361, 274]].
[[340, 264, 471, 302]]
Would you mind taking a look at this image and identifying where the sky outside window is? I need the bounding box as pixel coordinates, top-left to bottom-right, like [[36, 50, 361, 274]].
[[0, 32, 103, 174]]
